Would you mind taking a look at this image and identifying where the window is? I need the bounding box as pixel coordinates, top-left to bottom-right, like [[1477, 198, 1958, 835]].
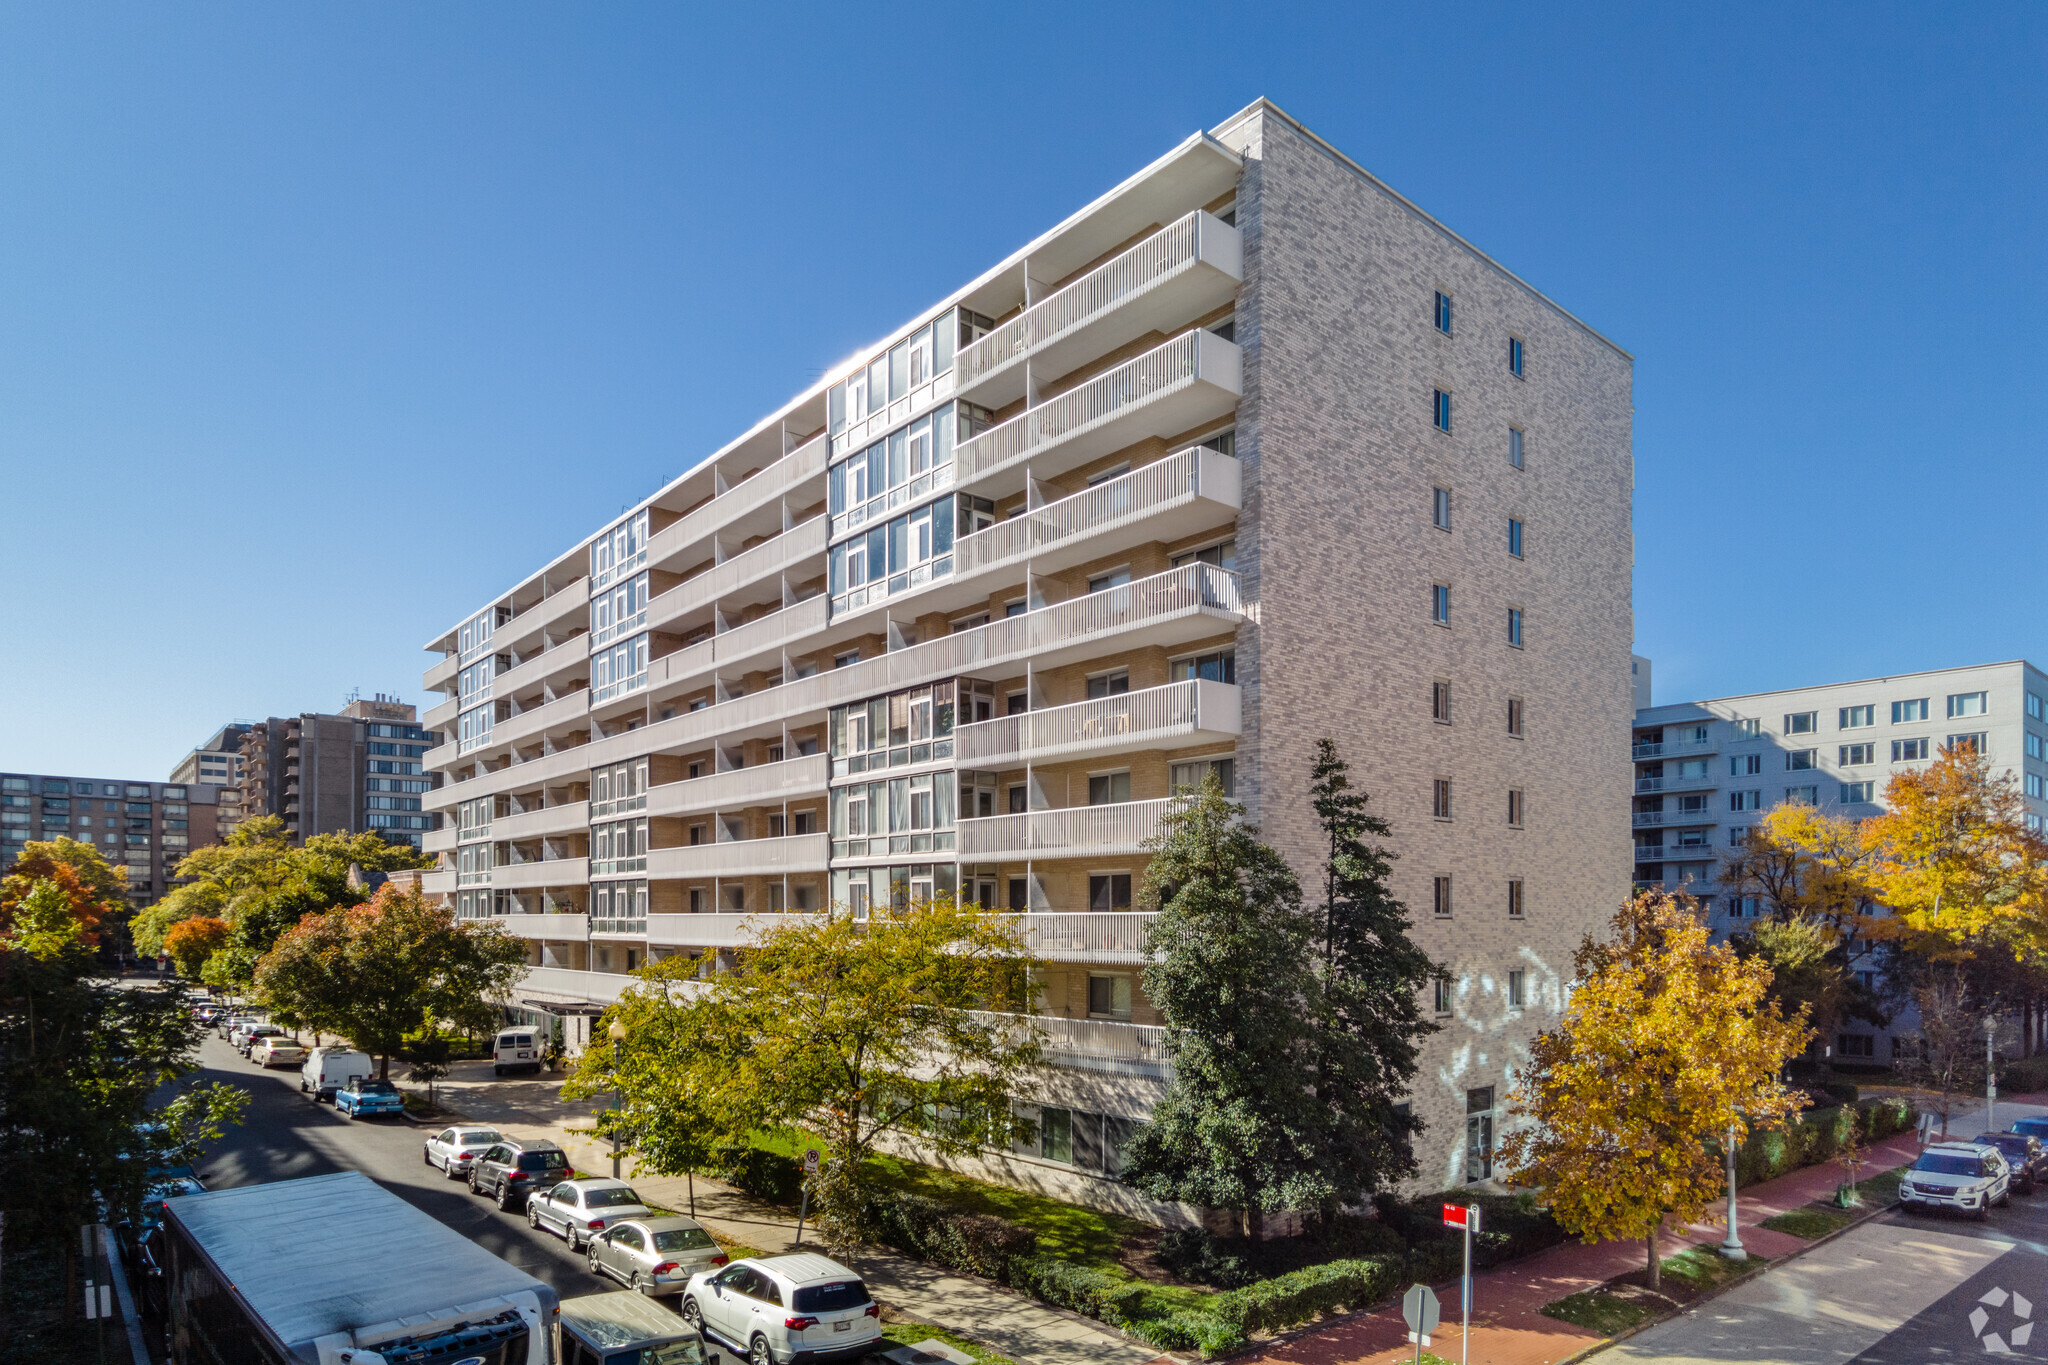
[[1433, 976, 1452, 1013], [1892, 698, 1929, 723], [1731, 754, 1762, 776], [1170, 650, 1236, 684], [1432, 486, 1452, 530], [1893, 738, 1929, 761], [1507, 787, 1527, 827], [1506, 607, 1525, 648], [1434, 289, 1453, 334], [1433, 779, 1453, 820], [1948, 691, 1988, 719], [1730, 717, 1760, 740], [1507, 696, 1524, 736], [1466, 1087, 1495, 1182], [1089, 874, 1132, 912], [1087, 772, 1132, 806], [1087, 568, 1132, 594], [1507, 970, 1525, 1008], [1785, 785, 1818, 805], [1507, 880, 1524, 918], [1171, 540, 1237, 571], [1433, 875, 1453, 916], [835, 650, 860, 669], [1840, 743, 1874, 766], [1507, 336, 1525, 377], [2029, 733, 2044, 760], [1730, 790, 1761, 811], [1008, 877, 1029, 912], [2029, 775, 2044, 800], [1507, 518, 1524, 558], [1432, 681, 1452, 724], [1840, 781, 1874, 803], [1508, 426, 1525, 469], [1947, 732, 1987, 755], [1838, 1034, 1875, 1059], [1784, 711, 1817, 735], [1170, 758, 1236, 797], [2031, 691, 2044, 721], [1432, 583, 1451, 625], [1433, 388, 1452, 433], [1085, 670, 1130, 699], [1087, 974, 1132, 1020], [1786, 749, 1816, 771], [1008, 784, 1027, 814]]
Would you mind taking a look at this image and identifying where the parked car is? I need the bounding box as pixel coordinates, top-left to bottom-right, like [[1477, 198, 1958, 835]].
[[680, 1253, 880, 1365], [469, 1136, 572, 1212], [219, 1013, 261, 1042], [1977, 1131, 2048, 1193], [250, 1037, 308, 1069], [422, 1125, 504, 1179], [195, 1004, 226, 1027], [237, 1024, 289, 1057], [527, 1178, 655, 1251], [493, 1027, 544, 1077], [586, 1215, 729, 1297], [300, 1047, 374, 1104], [2010, 1115, 2048, 1143], [334, 1076, 407, 1121], [1900, 1141, 2011, 1219], [560, 1289, 709, 1365]]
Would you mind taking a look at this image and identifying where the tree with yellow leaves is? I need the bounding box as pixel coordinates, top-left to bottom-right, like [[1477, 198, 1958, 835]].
[[1499, 891, 1811, 1289]]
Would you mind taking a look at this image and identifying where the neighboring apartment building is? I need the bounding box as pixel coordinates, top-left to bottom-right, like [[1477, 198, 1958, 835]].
[[0, 772, 223, 911], [1632, 659, 2048, 1061], [416, 100, 1635, 1201], [170, 723, 252, 835], [235, 696, 441, 848]]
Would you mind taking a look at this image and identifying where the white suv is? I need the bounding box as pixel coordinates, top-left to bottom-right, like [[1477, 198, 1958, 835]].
[[681, 1253, 880, 1365], [1901, 1140, 2011, 1219]]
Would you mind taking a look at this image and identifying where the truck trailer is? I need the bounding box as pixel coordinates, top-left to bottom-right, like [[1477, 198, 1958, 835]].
[[162, 1169, 559, 1365]]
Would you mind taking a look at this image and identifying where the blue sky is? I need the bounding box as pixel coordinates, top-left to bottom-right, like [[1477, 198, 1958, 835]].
[[2, 3, 2042, 776]]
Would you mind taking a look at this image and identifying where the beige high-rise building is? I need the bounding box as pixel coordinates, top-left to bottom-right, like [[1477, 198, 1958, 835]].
[[417, 100, 1635, 1201]]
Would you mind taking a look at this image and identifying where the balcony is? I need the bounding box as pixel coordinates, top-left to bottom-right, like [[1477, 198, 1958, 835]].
[[1635, 773, 1718, 794], [515, 965, 642, 1006], [971, 1010, 1169, 1076], [487, 913, 591, 941], [957, 679, 1239, 769], [1016, 912, 1159, 963], [637, 595, 831, 706], [951, 444, 1239, 590], [478, 689, 593, 759], [1632, 809, 1718, 828], [425, 654, 460, 691], [1631, 737, 1717, 760], [646, 911, 826, 948], [490, 636, 592, 707], [424, 696, 460, 733], [494, 856, 591, 890], [954, 330, 1241, 498], [646, 436, 830, 579], [644, 754, 829, 821], [644, 834, 829, 880], [645, 517, 829, 641], [959, 798, 1170, 861], [423, 828, 457, 855], [955, 211, 1243, 409], [418, 870, 455, 896], [1634, 844, 1716, 863], [427, 564, 1243, 809], [498, 800, 590, 842]]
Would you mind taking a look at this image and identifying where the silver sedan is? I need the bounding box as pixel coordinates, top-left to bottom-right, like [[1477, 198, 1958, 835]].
[[421, 1125, 504, 1179], [527, 1178, 653, 1251], [587, 1215, 729, 1297]]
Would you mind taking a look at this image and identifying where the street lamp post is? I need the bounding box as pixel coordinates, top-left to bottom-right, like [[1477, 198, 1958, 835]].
[[1718, 1122, 1746, 1261], [608, 1018, 627, 1179], [1986, 1015, 2000, 1137]]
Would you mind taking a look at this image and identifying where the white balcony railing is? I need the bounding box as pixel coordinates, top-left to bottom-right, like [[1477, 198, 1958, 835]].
[[1631, 738, 1717, 760], [644, 834, 829, 881], [493, 856, 591, 890], [969, 1010, 1169, 1070], [954, 330, 1241, 485], [1016, 912, 1159, 963], [956, 679, 1240, 769], [484, 913, 591, 940], [643, 753, 829, 821], [497, 799, 590, 843], [646, 912, 826, 948], [955, 211, 1242, 398], [959, 799, 1171, 860], [514, 965, 640, 1005], [645, 436, 830, 578], [1635, 774, 1718, 794], [952, 444, 1239, 583], [1631, 809, 1718, 828]]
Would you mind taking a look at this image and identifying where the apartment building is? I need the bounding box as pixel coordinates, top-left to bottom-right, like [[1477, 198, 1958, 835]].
[[170, 723, 252, 834], [1632, 659, 2048, 1061], [236, 696, 440, 848], [417, 99, 1635, 1201], [0, 773, 223, 913]]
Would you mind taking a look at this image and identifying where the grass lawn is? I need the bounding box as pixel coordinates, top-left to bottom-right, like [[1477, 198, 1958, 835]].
[[1761, 1162, 1910, 1239], [1542, 1288, 1655, 1336], [876, 1313, 1020, 1365], [1541, 1244, 1752, 1337]]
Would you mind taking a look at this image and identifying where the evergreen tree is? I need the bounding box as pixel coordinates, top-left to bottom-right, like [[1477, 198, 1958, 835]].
[[1121, 776, 1327, 1233], [1306, 738, 1439, 1208]]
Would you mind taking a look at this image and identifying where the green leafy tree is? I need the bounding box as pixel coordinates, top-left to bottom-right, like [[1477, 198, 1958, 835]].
[[2, 839, 126, 950], [1121, 775, 1324, 1235], [1305, 739, 1439, 1210], [568, 898, 1041, 1249]]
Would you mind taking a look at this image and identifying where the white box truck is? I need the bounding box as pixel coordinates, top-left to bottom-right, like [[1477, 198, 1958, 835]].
[[162, 1170, 559, 1365]]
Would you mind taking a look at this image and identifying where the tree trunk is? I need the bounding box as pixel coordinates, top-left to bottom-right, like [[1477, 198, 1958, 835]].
[[379, 1052, 390, 1079], [1646, 1223, 1661, 1290]]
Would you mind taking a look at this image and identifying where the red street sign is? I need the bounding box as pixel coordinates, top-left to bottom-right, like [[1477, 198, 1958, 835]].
[[1442, 1203, 1482, 1232]]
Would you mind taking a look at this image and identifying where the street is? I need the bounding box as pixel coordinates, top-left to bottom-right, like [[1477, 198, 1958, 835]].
[[178, 1028, 623, 1306], [1606, 1177, 2048, 1362]]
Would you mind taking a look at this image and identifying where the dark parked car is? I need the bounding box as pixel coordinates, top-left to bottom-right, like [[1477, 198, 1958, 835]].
[[2010, 1116, 2048, 1144], [468, 1136, 572, 1212], [1982, 1131, 2048, 1192]]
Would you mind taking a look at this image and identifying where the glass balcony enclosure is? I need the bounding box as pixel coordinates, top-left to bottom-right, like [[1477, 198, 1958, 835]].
[[830, 680, 960, 777], [591, 509, 649, 592], [591, 818, 648, 876], [458, 605, 510, 663], [592, 879, 647, 935], [830, 771, 957, 860], [591, 634, 650, 705], [828, 402, 992, 541], [592, 572, 649, 648], [828, 494, 966, 617], [830, 862, 961, 917], [827, 308, 990, 440], [591, 759, 648, 818]]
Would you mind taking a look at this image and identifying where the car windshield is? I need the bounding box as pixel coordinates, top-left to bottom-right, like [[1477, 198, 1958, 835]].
[[2014, 1120, 2048, 1137], [518, 1151, 567, 1170], [792, 1280, 871, 1312], [652, 1227, 717, 1251], [585, 1187, 644, 1208], [1976, 1135, 2025, 1151], [1915, 1153, 1987, 1176], [615, 1343, 706, 1365], [357, 1080, 398, 1094]]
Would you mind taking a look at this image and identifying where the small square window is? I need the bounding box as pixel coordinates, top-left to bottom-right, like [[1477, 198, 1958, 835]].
[[1839, 705, 1874, 729], [1839, 743, 1873, 766], [1433, 875, 1453, 917], [1892, 738, 1929, 762], [1840, 781, 1874, 804], [1507, 879, 1524, 918], [1433, 388, 1453, 433], [1432, 486, 1452, 530], [1892, 699, 1929, 723], [1947, 691, 1988, 719], [1508, 336, 1525, 377], [1432, 681, 1452, 724], [1434, 290, 1453, 335], [1433, 779, 1453, 820], [1784, 711, 1817, 735]]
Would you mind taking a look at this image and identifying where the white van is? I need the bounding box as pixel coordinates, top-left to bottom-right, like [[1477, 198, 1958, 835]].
[[494, 1028, 543, 1077], [300, 1047, 374, 1103]]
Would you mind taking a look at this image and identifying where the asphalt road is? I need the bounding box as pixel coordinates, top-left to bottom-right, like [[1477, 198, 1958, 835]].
[[178, 1028, 625, 1305]]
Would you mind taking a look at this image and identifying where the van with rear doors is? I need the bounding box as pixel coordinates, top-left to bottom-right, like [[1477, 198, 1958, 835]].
[[300, 1046, 374, 1104], [496, 1026, 545, 1076]]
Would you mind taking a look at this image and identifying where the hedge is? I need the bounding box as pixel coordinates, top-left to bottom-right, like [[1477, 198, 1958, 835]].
[[1207, 1255, 1410, 1335], [1371, 1190, 1570, 1271], [861, 1189, 1037, 1283], [1730, 1096, 1917, 1188]]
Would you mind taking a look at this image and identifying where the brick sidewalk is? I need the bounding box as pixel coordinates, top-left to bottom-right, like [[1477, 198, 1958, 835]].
[[1245, 1096, 2047, 1365]]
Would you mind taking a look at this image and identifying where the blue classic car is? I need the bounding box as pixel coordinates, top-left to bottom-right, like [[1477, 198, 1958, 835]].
[[334, 1077, 407, 1120]]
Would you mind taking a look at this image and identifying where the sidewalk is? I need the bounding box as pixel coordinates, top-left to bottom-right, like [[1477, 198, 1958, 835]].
[[416, 1060, 1168, 1365], [1242, 1094, 2048, 1365]]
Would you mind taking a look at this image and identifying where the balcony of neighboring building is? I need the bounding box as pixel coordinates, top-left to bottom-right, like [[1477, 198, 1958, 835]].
[[493, 855, 591, 891], [955, 678, 1239, 769], [642, 753, 829, 821], [1634, 766, 1719, 795], [1630, 806, 1719, 830], [487, 912, 592, 941], [953, 211, 1242, 412], [958, 797, 1169, 861]]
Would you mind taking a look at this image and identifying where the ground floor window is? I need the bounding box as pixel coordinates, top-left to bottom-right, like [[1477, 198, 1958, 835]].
[[1466, 1086, 1495, 1182], [1838, 1033, 1875, 1058], [1023, 1105, 1139, 1175]]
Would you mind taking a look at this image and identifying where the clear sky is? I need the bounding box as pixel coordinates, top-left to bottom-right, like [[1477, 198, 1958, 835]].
[[2, 3, 2042, 776]]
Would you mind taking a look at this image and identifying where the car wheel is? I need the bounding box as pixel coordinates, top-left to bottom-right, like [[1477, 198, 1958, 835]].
[[749, 1334, 774, 1365], [445, 1160, 463, 1182], [497, 1185, 517, 1213], [424, 1147, 434, 1167], [468, 1171, 483, 1196], [588, 1246, 604, 1277], [495, 1065, 505, 1077], [681, 1299, 703, 1331], [1999, 1187, 2013, 1208], [567, 1227, 584, 1252], [527, 1204, 542, 1230], [635, 1273, 655, 1296]]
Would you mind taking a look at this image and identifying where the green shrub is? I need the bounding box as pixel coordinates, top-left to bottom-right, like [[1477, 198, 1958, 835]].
[[1729, 1097, 1918, 1188], [862, 1189, 1037, 1281], [1370, 1190, 1569, 1270], [1999, 1055, 2048, 1095], [1822, 1081, 1859, 1106], [1157, 1215, 1410, 1289], [1207, 1256, 1409, 1335], [708, 1145, 804, 1204]]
